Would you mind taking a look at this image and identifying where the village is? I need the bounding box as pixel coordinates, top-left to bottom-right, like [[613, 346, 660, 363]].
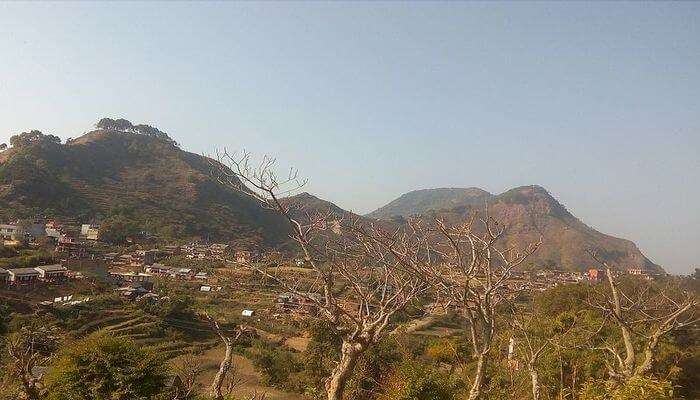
[[1, 218, 662, 304], [0, 216, 678, 400]]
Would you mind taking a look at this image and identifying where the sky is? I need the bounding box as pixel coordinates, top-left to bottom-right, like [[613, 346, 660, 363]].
[[0, 2, 698, 274]]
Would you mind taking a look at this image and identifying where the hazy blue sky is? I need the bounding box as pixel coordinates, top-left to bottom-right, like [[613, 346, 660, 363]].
[[0, 2, 698, 274]]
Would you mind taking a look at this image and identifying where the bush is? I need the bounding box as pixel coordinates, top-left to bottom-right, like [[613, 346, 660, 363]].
[[248, 341, 302, 387], [579, 377, 676, 400], [45, 332, 168, 400], [378, 360, 463, 400]]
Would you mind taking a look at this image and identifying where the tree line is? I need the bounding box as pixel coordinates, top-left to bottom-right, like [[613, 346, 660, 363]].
[[95, 117, 179, 146]]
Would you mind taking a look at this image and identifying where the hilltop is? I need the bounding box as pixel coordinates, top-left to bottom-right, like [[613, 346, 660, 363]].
[[367, 187, 493, 219], [0, 121, 288, 246]]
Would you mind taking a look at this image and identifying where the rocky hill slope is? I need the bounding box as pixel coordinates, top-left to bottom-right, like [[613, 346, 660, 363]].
[[365, 185, 661, 272]]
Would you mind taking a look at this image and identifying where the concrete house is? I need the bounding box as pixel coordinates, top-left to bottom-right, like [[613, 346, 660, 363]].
[[145, 263, 173, 275], [587, 268, 606, 282], [0, 223, 46, 240], [110, 272, 154, 290], [80, 224, 100, 241], [8, 268, 41, 285], [175, 268, 195, 279], [34, 264, 68, 282], [0, 224, 20, 239]]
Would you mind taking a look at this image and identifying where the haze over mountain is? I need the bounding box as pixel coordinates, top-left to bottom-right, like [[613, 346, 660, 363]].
[[367, 186, 662, 273]]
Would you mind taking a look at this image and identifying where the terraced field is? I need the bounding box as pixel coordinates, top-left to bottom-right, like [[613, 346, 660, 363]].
[[76, 307, 219, 359]]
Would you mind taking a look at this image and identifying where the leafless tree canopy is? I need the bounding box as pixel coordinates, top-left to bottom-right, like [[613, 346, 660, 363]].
[[211, 150, 432, 400], [4, 325, 59, 400], [210, 150, 547, 400], [588, 250, 698, 382]]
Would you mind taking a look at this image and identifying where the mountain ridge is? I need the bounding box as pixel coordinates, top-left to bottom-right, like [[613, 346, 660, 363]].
[[367, 187, 493, 219], [364, 185, 662, 272], [0, 123, 661, 272]]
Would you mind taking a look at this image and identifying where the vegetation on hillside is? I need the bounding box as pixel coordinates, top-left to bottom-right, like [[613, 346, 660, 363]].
[[0, 119, 288, 246]]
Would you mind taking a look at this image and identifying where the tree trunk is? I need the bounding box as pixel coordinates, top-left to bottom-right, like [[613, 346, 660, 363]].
[[325, 341, 362, 400], [528, 363, 540, 400], [467, 353, 487, 400], [606, 269, 636, 378], [21, 377, 41, 400], [210, 339, 233, 400], [634, 335, 661, 378]]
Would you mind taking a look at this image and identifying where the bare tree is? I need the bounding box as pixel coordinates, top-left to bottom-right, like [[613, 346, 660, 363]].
[[4, 325, 58, 400], [212, 151, 427, 400], [507, 299, 579, 400], [415, 214, 542, 400], [205, 313, 249, 400], [509, 311, 549, 400], [588, 252, 698, 383], [172, 352, 205, 400], [329, 209, 542, 399]]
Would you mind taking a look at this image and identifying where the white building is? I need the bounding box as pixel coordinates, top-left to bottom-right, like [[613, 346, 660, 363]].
[[80, 224, 100, 241]]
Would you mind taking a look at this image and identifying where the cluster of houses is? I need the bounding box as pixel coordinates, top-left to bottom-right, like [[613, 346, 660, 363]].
[[105, 243, 240, 265], [586, 267, 660, 283], [178, 243, 230, 260], [1, 220, 100, 243], [0, 264, 69, 287], [109, 258, 211, 300], [276, 292, 324, 316], [145, 263, 209, 281], [504, 267, 660, 292], [1, 220, 102, 259]]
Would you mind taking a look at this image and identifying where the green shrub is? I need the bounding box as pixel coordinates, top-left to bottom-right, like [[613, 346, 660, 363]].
[[579, 377, 676, 400], [378, 360, 463, 400], [45, 332, 168, 400]]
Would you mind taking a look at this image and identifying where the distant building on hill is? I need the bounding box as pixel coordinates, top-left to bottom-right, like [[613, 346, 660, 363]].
[[210, 243, 229, 258], [80, 224, 101, 241], [145, 263, 173, 275], [45, 221, 64, 240], [110, 271, 154, 290], [55, 234, 86, 258], [587, 268, 606, 282], [276, 292, 323, 315], [35, 264, 69, 282], [1, 223, 46, 240], [0, 224, 20, 239], [235, 250, 258, 263], [8, 268, 41, 286], [134, 249, 157, 266]]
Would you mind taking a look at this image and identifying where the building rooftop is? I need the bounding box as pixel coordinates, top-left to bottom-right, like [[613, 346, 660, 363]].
[[35, 264, 67, 272], [9, 268, 41, 276]]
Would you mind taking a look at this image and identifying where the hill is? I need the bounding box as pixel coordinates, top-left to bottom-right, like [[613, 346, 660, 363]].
[[0, 122, 662, 271], [0, 123, 288, 246], [366, 185, 662, 272], [367, 187, 492, 219]]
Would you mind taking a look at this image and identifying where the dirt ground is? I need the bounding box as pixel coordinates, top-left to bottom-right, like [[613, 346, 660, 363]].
[[172, 343, 309, 400]]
